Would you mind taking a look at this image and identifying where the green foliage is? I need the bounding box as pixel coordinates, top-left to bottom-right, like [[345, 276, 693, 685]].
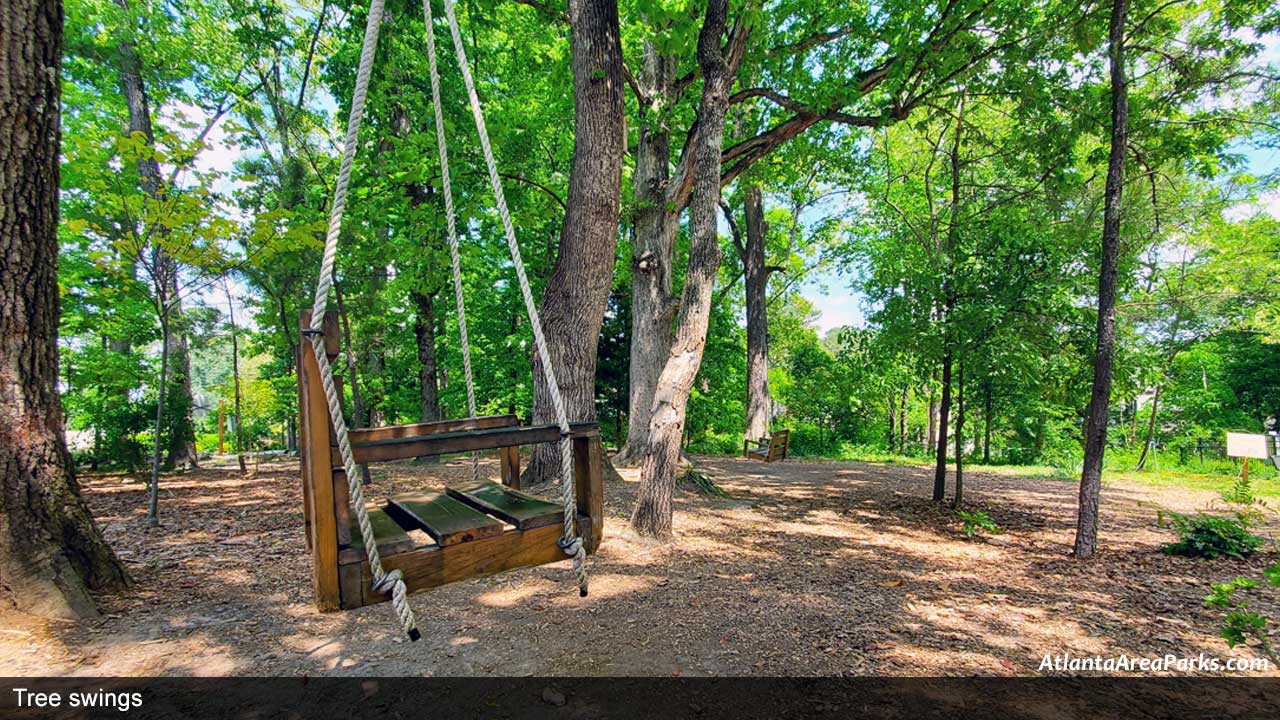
[[1159, 512, 1265, 559], [51, 0, 1280, 513], [957, 509, 999, 539], [1204, 561, 1279, 662]]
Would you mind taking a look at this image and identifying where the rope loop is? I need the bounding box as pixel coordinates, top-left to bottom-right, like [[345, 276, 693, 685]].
[[430, 0, 589, 594], [557, 536, 583, 556], [371, 568, 404, 594]]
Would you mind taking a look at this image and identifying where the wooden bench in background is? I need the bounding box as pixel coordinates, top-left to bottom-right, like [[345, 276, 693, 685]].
[[744, 429, 790, 463]]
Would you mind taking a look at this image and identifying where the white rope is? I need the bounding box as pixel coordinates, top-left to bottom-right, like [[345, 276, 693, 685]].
[[421, 0, 481, 485], [306, 0, 419, 641], [437, 0, 587, 595]]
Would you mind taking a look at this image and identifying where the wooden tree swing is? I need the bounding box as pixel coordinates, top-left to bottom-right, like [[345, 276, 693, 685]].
[[298, 0, 602, 639], [297, 312, 604, 614]]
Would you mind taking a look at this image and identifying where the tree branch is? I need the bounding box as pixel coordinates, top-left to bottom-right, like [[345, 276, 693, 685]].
[[767, 27, 854, 56], [510, 0, 567, 23]]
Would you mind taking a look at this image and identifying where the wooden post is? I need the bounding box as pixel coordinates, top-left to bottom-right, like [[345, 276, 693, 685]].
[[297, 348, 312, 552], [500, 446, 521, 489], [573, 433, 604, 552], [299, 310, 342, 610]]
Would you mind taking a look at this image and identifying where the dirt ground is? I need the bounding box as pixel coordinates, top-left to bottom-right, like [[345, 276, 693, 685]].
[[1, 453, 1277, 677]]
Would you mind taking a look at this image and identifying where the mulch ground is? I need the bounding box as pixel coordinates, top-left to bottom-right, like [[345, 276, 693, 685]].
[[1, 453, 1276, 676]]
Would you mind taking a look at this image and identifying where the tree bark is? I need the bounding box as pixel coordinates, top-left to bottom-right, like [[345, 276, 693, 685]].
[[742, 184, 771, 441], [898, 387, 908, 452], [1135, 384, 1160, 470], [0, 0, 129, 618], [982, 380, 992, 464], [887, 393, 897, 452], [952, 361, 965, 508], [162, 306, 196, 469], [333, 272, 367, 434], [933, 340, 953, 501], [224, 283, 247, 474], [1075, 0, 1129, 559], [413, 290, 441, 425], [926, 376, 938, 454], [364, 266, 388, 428], [614, 40, 679, 466], [932, 91, 964, 501], [524, 0, 626, 484], [631, 0, 740, 538]]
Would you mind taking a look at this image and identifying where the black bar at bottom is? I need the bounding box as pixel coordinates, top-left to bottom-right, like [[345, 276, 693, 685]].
[[1, 677, 1278, 720]]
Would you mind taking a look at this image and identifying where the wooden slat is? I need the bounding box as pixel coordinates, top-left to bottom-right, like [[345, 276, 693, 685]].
[[347, 422, 598, 464], [356, 523, 570, 607], [349, 414, 519, 444], [333, 469, 352, 548], [574, 435, 604, 553], [446, 481, 562, 530], [338, 560, 363, 610], [338, 506, 417, 565], [386, 492, 504, 547]]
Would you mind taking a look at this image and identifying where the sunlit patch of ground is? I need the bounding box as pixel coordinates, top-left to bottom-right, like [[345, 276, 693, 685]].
[[0, 452, 1275, 677]]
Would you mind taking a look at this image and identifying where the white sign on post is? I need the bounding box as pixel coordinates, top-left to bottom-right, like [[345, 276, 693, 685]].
[[1226, 432, 1270, 460]]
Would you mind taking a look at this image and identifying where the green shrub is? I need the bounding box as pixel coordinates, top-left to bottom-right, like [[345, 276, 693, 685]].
[[1204, 561, 1279, 662], [1159, 512, 1264, 559], [957, 509, 999, 538]]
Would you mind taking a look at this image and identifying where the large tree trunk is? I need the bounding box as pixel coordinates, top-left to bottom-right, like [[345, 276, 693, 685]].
[[631, 0, 739, 538], [524, 0, 626, 485], [115, 0, 197, 470], [413, 290, 441, 424], [742, 185, 772, 442], [1075, 0, 1129, 559], [413, 288, 441, 465], [614, 40, 679, 466], [0, 0, 129, 618]]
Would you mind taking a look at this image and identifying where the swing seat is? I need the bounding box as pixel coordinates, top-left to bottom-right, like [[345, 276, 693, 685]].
[[744, 430, 790, 462], [298, 312, 604, 612]]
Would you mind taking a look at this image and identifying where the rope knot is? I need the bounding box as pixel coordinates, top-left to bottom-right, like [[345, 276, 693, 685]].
[[558, 536, 583, 557], [371, 568, 404, 595]]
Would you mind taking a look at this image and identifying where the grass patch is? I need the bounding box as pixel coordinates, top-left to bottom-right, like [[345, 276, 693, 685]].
[[1103, 466, 1280, 499]]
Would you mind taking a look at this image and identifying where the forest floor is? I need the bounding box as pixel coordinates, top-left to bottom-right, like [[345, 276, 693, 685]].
[[1, 453, 1277, 677]]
